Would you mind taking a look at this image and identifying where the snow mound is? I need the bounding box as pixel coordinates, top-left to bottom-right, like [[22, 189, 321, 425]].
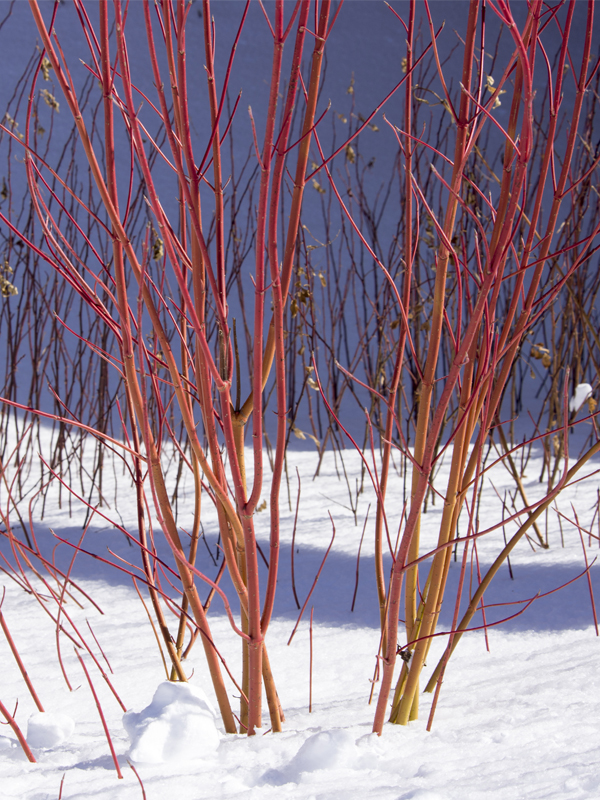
[[291, 729, 356, 773], [123, 680, 220, 764], [0, 735, 18, 751], [261, 729, 357, 785], [27, 711, 75, 749]]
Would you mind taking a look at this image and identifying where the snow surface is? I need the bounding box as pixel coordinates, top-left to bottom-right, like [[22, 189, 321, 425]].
[[1, 430, 600, 799]]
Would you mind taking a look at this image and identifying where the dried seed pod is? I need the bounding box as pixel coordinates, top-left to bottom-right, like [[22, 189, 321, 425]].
[[41, 56, 53, 81], [0, 275, 18, 297], [40, 89, 59, 111], [531, 343, 549, 360], [553, 434, 561, 456], [152, 237, 164, 261], [0, 260, 17, 297]]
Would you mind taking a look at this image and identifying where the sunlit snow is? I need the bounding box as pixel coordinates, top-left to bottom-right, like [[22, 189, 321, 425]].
[[1, 431, 599, 799]]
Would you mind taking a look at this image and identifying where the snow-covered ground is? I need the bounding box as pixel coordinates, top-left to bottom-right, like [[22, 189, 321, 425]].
[[1, 429, 599, 799]]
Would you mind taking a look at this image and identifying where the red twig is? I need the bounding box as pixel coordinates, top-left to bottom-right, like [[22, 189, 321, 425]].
[[75, 651, 123, 779], [351, 505, 370, 613], [572, 506, 599, 636], [290, 467, 302, 610], [128, 760, 147, 799], [309, 606, 314, 713], [0, 697, 36, 762], [86, 620, 114, 675], [288, 513, 336, 646], [0, 592, 44, 711]]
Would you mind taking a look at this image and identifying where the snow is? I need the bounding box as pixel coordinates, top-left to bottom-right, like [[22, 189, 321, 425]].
[[570, 383, 593, 414], [1, 431, 599, 798], [260, 729, 357, 785], [0, 735, 19, 752], [123, 681, 220, 764], [27, 712, 75, 750]]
